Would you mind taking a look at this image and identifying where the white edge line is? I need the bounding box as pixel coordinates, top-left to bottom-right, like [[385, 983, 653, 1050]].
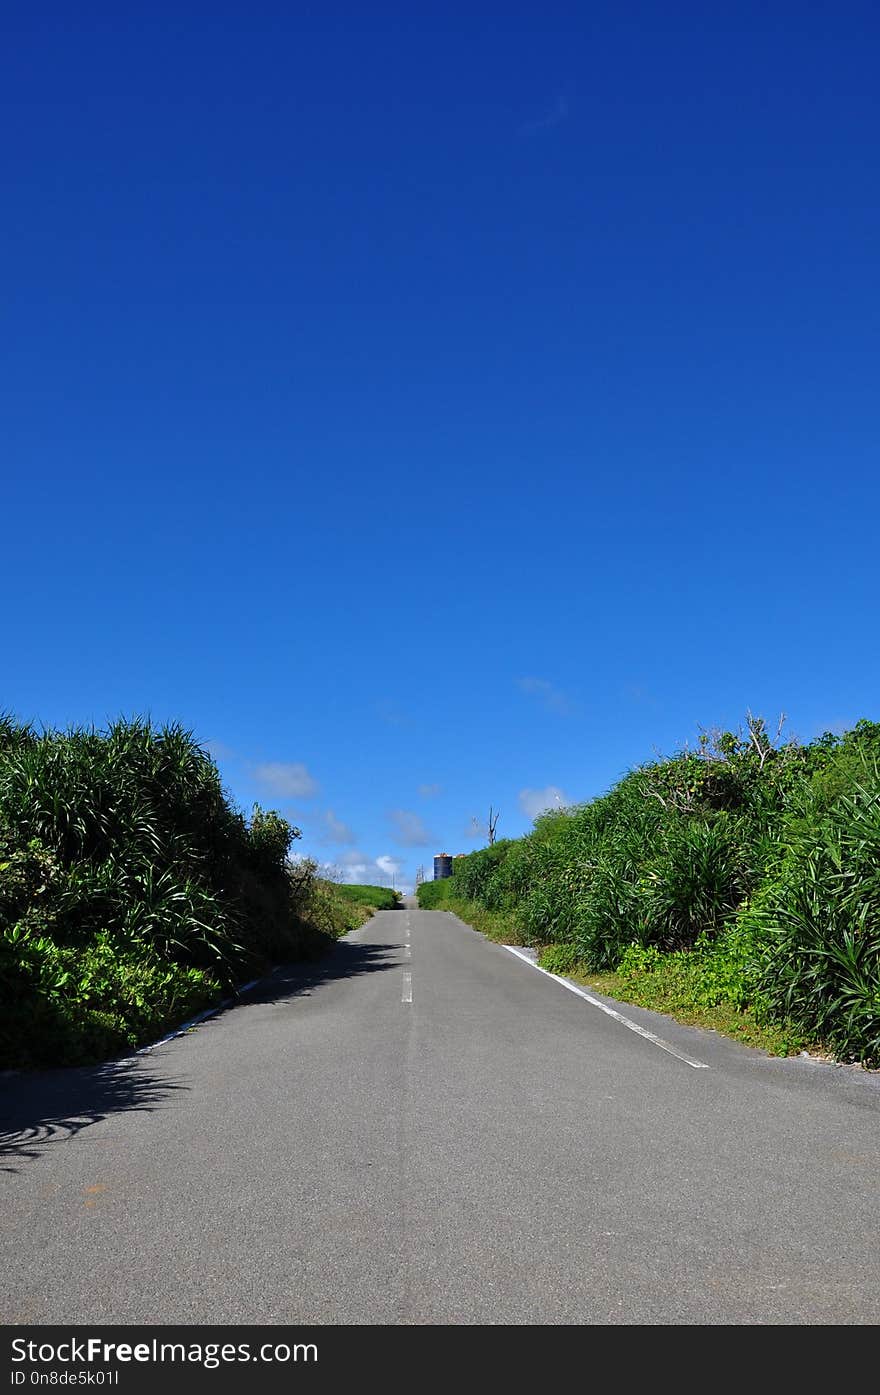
[[503, 946, 709, 1070], [135, 977, 264, 1055]]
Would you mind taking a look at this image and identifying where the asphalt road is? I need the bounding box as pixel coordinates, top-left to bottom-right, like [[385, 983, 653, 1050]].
[[3, 901, 880, 1324]]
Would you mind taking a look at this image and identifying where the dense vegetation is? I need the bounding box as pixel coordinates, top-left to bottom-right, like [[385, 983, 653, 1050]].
[[332, 883, 402, 912], [418, 716, 880, 1067], [0, 715, 384, 1070], [290, 878, 398, 938]]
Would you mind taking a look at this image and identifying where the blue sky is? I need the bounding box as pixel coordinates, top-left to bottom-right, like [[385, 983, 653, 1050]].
[[4, 2, 878, 891]]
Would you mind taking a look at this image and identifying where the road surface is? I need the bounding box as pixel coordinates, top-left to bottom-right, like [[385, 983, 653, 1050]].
[[3, 902, 879, 1324]]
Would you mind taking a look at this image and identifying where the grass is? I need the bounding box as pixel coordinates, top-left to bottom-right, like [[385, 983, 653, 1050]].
[[428, 892, 524, 946], [297, 880, 402, 943], [332, 883, 402, 911], [561, 961, 811, 1058]]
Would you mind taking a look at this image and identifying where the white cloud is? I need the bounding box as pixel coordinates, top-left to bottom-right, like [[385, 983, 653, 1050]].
[[318, 849, 408, 890], [518, 786, 569, 820], [325, 849, 371, 882], [418, 783, 442, 799], [388, 808, 432, 846], [321, 809, 355, 845], [376, 854, 403, 881], [339, 848, 368, 867], [516, 676, 574, 716], [252, 761, 319, 799], [341, 864, 369, 882]]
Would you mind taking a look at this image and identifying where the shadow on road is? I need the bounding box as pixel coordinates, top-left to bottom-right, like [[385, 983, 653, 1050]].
[[0, 938, 399, 1172], [0, 1060, 185, 1173], [240, 936, 401, 1008]]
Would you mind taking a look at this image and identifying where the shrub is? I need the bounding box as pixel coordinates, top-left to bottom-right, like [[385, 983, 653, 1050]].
[[737, 778, 880, 1064], [332, 883, 401, 910], [638, 813, 752, 950], [437, 715, 880, 1064], [416, 878, 455, 909], [573, 854, 643, 969], [0, 713, 322, 1067]]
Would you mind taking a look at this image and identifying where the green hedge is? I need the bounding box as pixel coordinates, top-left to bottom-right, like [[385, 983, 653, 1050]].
[[418, 717, 880, 1066], [0, 714, 325, 1068], [332, 883, 402, 910]]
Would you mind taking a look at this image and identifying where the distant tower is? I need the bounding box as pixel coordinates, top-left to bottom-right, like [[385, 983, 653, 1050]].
[[433, 852, 453, 880], [415, 864, 426, 888]]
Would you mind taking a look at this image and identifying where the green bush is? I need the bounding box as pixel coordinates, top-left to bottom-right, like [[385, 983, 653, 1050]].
[[440, 715, 880, 1065], [332, 883, 401, 910], [638, 813, 752, 949], [573, 853, 643, 969], [0, 713, 326, 1068], [416, 878, 455, 909], [737, 777, 880, 1065], [297, 874, 374, 939], [0, 925, 220, 1068]]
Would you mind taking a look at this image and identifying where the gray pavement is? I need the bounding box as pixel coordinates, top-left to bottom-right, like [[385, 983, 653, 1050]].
[[3, 903, 880, 1324]]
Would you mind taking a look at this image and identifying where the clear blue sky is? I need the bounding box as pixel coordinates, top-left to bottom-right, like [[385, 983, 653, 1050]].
[[4, 3, 878, 891]]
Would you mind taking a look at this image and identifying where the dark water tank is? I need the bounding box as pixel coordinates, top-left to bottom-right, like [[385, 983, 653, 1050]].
[[433, 853, 453, 880]]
